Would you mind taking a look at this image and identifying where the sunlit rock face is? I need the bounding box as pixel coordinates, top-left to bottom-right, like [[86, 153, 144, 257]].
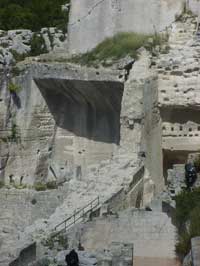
[[68, 0, 184, 54], [0, 64, 124, 185]]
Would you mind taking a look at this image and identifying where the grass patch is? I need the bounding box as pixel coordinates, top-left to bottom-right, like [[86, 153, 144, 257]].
[[175, 188, 200, 258], [13, 183, 27, 189], [34, 182, 47, 191], [10, 123, 17, 141], [70, 32, 167, 66], [46, 181, 58, 190], [8, 82, 22, 93]]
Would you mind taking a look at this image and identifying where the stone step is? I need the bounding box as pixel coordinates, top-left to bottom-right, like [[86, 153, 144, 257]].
[[68, 208, 178, 260]]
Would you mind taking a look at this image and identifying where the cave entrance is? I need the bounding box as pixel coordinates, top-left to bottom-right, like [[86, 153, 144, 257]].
[[34, 78, 124, 179], [162, 150, 195, 183]]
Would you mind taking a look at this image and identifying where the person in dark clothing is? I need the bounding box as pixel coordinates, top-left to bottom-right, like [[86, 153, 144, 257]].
[[185, 163, 197, 189], [65, 249, 79, 266]]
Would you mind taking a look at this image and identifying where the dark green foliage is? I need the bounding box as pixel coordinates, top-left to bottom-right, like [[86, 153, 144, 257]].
[[194, 155, 200, 172], [174, 187, 200, 228], [175, 188, 200, 257], [0, 0, 70, 32], [30, 33, 47, 56], [176, 205, 200, 257], [11, 123, 17, 140]]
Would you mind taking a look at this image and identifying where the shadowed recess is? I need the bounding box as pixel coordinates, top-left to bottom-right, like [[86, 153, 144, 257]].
[[34, 78, 124, 144], [160, 108, 200, 124]]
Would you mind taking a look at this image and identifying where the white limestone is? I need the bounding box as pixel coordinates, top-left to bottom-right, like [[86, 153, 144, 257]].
[[68, 0, 184, 54]]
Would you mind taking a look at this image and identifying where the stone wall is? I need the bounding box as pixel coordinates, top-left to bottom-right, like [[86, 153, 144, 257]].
[[68, 0, 184, 54]]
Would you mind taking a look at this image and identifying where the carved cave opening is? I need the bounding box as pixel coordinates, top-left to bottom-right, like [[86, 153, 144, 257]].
[[34, 78, 124, 144]]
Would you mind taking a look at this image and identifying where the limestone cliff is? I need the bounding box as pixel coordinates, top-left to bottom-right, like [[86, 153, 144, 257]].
[[1, 1, 200, 266]]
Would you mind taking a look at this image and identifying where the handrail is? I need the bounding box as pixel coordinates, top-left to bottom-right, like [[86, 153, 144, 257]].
[[54, 196, 100, 236], [128, 164, 144, 190]]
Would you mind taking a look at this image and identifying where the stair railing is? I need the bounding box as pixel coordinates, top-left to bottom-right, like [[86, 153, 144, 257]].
[[53, 196, 100, 237]]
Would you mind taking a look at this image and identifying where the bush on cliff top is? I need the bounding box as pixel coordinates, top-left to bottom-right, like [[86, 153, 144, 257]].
[[71, 32, 167, 66], [0, 0, 70, 32]]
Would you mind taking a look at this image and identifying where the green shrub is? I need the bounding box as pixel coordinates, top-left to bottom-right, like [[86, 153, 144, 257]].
[[46, 181, 58, 190], [176, 232, 191, 256], [174, 188, 200, 228], [34, 182, 47, 191], [8, 82, 22, 93], [175, 189, 200, 258], [71, 32, 168, 66], [194, 155, 200, 172], [176, 205, 200, 257], [30, 33, 48, 56]]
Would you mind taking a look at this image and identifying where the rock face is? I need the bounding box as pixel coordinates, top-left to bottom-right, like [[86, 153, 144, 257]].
[[0, 63, 124, 185], [68, 0, 184, 54], [191, 237, 200, 266], [0, 56, 145, 265], [2, 2, 200, 266], [0, 28, 68, 69]]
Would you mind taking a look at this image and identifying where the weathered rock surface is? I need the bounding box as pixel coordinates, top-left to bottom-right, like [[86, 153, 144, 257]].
[[0, 59, 145, 265], [2, 3, 200, 266], [68, 0, 184, 54], [0, 28, 68, 69]]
